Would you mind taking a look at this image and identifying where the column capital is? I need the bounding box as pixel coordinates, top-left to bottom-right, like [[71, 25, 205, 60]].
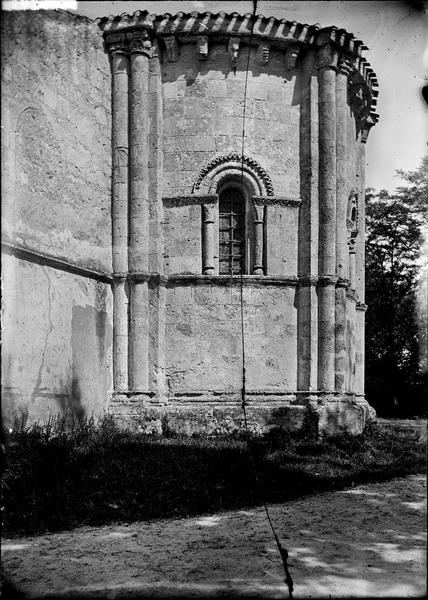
[[316, 43, 339, 70], [348, 238, 357, 253], [129, 30, 152, 56], [105, 33, 128, 55], [253, 203, 265, 222], [202, 202, 216, 222]]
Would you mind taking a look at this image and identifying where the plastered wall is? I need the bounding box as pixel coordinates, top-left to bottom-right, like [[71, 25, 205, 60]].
[[2, 10, 112, 272], [1, 11, 113, 424], [2, 255, 113, 424]]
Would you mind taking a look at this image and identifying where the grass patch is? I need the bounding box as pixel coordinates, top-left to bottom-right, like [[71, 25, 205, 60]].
[[2, 415, 426, 537]]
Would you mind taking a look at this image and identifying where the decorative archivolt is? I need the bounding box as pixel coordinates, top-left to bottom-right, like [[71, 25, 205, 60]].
[[192, 152, 275, 197]]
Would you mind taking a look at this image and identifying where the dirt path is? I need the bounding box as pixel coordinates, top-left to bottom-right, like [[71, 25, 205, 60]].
[[2, 475, 426, 599]]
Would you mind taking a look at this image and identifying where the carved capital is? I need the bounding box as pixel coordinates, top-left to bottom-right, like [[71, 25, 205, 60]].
[[284, 44, 300, 70], [348, 238, 356, 252], [105, 33, 128, 55], [228, 37, 240, 66], [129, 31, 152, 56], [317, 43, 339, 70], [197, 35, 209, 60], [202, 202, 216, 223], [253, 204, 265, 222], [164, 36, 178, 62], [256, 42, 270, 65]]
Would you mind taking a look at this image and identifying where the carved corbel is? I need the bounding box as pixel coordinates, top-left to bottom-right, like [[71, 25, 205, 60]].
[[350, 81, 372, 124], [337, 54, 354, 78], [256, 42, 270, 65], [316, 43, 339, 70], [284, 44, 300, 70], [360, 113, 376, 144], [129, 30, 152, 56], [164, 36, 178, 62], [197, 35, 209, 60], [228, 37, 240, 67]]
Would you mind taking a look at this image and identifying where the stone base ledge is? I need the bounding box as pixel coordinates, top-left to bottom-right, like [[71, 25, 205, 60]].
[[109, 393, 376, 437]]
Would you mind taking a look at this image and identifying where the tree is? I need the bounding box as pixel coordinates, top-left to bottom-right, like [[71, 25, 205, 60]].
[[365, 157, 428, 417]]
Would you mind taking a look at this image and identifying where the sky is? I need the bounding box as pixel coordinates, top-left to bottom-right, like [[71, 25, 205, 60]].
[[5, 0, 428, 192]]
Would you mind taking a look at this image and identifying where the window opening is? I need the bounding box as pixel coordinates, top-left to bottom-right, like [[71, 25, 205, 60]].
[[219, 188, 245, 274]]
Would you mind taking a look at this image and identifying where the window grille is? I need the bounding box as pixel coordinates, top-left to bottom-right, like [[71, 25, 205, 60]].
[[219, 189, 245, 274]]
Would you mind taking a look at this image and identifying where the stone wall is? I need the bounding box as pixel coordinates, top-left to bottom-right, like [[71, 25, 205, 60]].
[[165, 281, 298, 396], [162, 45, 299, 199]]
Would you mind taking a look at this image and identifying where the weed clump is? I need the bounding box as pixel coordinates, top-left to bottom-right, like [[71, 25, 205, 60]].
[[2, 416, 425, 536]]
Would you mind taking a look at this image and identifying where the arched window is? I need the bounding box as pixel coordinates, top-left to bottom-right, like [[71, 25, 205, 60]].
[[219, 188, 246, 274]]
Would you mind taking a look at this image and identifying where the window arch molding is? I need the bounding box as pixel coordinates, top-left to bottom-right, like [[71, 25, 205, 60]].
[[192, 152, 274, 197]]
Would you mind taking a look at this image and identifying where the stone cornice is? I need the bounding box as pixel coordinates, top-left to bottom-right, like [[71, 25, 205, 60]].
[[98, 11, 378, 137], [98, 12, 366, 60]]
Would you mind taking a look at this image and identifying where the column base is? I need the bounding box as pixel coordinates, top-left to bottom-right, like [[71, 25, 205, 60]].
[[108, 391, 376, 437]]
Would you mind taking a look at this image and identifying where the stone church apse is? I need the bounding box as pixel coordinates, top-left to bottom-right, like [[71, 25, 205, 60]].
[[2, 8, 379, 435]]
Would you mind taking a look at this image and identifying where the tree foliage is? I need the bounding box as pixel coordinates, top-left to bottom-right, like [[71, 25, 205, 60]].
[[365, 157, 427, 417]]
